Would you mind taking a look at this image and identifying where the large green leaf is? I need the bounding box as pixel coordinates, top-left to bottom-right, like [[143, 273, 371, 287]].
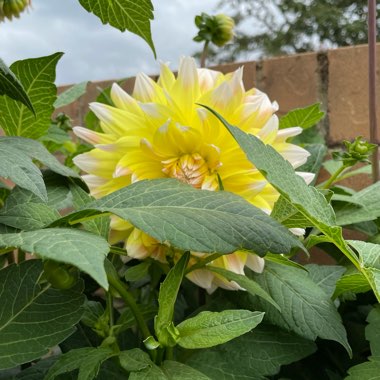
[[0, 58, 34, 114], [0, 228, 109, 289], [78, 0, 155, 57], [335, 182, 380, 225], [279, 103, 324, 130], [0, 53, 63, 139], [44, 347, 115, 380], [0, 143, 47, 201], [305, 264, 346, 297], [186, 325, 317, 380], [202, 106, 377, 299], [250, 261, 350, 354], [161, 361, 210, 380], [155, 252, 189, 346], [52, 178, 303, 256], [0, 137, 80, 179], [0, 261, 84, 370], [177, 310, 264, 349], [54, 81, 88, 109], [347, 240, 380, 299], [207, 266, 280, 310], [0, 187, 60, 231]]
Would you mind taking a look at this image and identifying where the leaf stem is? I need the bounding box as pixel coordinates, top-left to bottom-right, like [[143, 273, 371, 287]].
[[107, 274, 151, 340], [322, 164, 349, 189], [106, 291, 114, 329], [165, 346, 174, 361], [200, 40, 209, 68]]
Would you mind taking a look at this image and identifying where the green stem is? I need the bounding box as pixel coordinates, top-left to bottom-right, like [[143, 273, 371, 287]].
[[107, 275, 151, 340], [200, 40, 209, 68], [321, 164, 349, 189], [165, 346, 174, 361], [185, 253, 223, 274], [106, 291, 114, 329]]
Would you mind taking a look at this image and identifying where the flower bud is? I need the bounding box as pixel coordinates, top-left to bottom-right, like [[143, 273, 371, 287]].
[[0, 0, 31, 22], [193, 12, 235, 47], [212, 14, 235, 47], [43, 260, 78, 290]]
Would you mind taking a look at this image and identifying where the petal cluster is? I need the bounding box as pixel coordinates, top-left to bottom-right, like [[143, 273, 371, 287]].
[[74, 57, 312, 293]]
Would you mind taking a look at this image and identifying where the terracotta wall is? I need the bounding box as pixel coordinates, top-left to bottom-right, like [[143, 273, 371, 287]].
[[57, 43, 379, 161]]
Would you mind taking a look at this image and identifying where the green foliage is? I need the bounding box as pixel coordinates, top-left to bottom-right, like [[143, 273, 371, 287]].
[[186, 325, 317, 379], [78, 0, 156, 57], [176, 310, 264, 349], [0, 261, 84, 370], [44, 347, 115, 380], [0, 57, 34, 114], [250, 261, 351, 354], [155, 252, 189, 347], [279, 103, 325, 130], [52, 178, 303, 256], [0, 53, 63, 139], [54, 81, 89, 109], [0, 228, 110, 288]]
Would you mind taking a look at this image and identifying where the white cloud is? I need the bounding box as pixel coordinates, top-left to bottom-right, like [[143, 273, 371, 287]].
[[0, 0, 219, 84]]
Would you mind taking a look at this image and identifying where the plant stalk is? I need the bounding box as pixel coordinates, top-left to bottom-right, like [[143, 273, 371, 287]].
[[368, 0, 379, 182], [322, 164, 349, 189], [200, 40, 209, 68], [108, 275, 151, 340]]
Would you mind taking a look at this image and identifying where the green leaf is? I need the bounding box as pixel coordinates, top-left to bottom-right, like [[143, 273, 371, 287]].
[[78, 0, 156, 57], [346, 307, 380, 380], [336, 182, 380, 225], [125, 261, 151, 282], [186, 325, 317, 379], [54, 81, 88, 108], [155, 252, 189, 346], [346, 360, 380, 380], [366, 306, 380, 356], [161, 361, 210, 379], [202, 106, 373, 298], [0, 228, 109, 289], [52, 178, 303, 257], [0, 187, 60, 230], [279, 103, 324, 130], [334, 269, 371, 298], [250, 261, 351, 354], [305, 264, 346, 297], [119, 348, 152, 372], [0, 53, 63, 139], [0, 57, 34, 114], [119, 349, 167, 379], [0, 261, 84, 370], [70, 183, 110, 240], [207, 266, 280, 310], [0, 143, 47, 201], [177, 310, 264, 349], [0, 136, 80, 179], [44, 347, 115, 380], [347, 240, 380, 300]]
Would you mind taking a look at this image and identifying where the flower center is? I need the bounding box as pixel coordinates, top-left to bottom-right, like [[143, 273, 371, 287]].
[[162, 153, 211, 188]]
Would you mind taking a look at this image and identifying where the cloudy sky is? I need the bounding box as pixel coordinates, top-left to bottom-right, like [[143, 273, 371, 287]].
[[0, 0, 220, 85]]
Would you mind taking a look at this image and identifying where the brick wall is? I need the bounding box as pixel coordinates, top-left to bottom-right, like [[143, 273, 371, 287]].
[[57, 43, 379, 163]]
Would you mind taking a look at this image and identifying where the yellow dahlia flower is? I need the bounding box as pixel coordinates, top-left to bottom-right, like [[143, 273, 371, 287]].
[[74, 57, 312, 293]]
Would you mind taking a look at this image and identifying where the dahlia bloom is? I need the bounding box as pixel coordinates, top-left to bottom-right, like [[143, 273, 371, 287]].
[[74, 57, 312, 293]]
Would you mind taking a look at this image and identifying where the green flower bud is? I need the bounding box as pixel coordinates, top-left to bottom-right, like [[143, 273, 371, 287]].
[[212, 14, 235, 47], [43, 260, 78, 290], [0, 0, 31, 22], [193, 12, 235, 47]]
